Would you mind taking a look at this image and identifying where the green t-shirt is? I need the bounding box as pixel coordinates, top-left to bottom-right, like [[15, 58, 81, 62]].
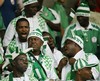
[[52, 2, 69, 30], [62, 22, 100, 54], [40, 6, 56, 39]]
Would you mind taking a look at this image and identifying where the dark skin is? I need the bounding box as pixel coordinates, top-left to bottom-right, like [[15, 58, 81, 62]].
[[63, 39, 82, 65], [3, 18, 30, 54], [56, 57, 68, 79], [44, 19, 61, 31], [28, 36, 43, 56], [42, 32, 68, 79], [0, 63, 3, 74], [0, 54, 28, 77], [77, 16, 89, 29], [24, 2, 40, 17], [38, 0, 61, 32], [12, 54, 28, 77], [16, 19, 30, 42], [42, 32, 55, 52], [75, 67, 92, 81], [2, 19, 30, 72]]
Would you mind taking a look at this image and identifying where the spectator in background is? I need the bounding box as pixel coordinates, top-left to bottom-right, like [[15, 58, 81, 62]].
[[42, 31, 68, 79], [75, 0, 100, 26], [52, 0, 69, 50], [52, 0, 69, 35], [62, 2, 100, 56], [3, 0, 61, 52], [38, 0, 62, 50]]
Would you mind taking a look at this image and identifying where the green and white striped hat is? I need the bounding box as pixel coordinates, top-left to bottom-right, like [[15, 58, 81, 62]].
[[76, 2, 90, 17], [2, 48, 33, 70], [28, 29, 44, 42], [73, 59, 97, 71], [23, 0, 38, 6], [66, 35, 84, 48]]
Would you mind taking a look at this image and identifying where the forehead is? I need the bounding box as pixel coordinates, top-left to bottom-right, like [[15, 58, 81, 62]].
[[77, 16, 89, 19], [14, 54, 26, 60], [17, 21, 29, 25]]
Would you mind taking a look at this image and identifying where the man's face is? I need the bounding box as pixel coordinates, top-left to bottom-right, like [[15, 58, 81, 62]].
[[79, 67, 92, 80], [63, 39, 76, 58], [14, 54, 28, 73], [16, 21, 30, 41], [24, 2, 40, 16], [77, 16, 89, 27], [43, 33, 55, 49], [28, 36, 43, 51]]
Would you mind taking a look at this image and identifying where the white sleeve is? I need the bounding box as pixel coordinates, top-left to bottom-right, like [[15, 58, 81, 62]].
[[3, 21, 16, 47], [53, 49, 64, 66], [48, 8, 60, 24], [88, 54, 99, 64], [88, 54, 100, 79], [91, 67, 100, 80], [48, 60, 58, 79]]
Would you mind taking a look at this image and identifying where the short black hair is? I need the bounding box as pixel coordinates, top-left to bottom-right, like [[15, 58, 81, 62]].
[[16, 18, 29, 28]]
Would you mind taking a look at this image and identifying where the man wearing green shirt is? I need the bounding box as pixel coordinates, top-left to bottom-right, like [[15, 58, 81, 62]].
[[61, 2, 100, 55], [62, 35, 100, 80]]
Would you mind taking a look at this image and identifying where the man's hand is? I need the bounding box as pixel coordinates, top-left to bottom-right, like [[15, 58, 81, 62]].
[[69, 57, 76, 65], [56, 57, 68, 79]]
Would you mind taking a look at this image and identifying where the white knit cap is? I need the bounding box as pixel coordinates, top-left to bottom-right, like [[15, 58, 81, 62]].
[[66, 35, 84, 48], [73, 59, 97, 71], [23, 0, 38, 6], [28, 29, 44, 42], [76, 2, 90, 17]]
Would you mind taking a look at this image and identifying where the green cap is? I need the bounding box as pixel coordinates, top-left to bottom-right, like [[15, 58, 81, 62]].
[[76, 2, 90, 17]]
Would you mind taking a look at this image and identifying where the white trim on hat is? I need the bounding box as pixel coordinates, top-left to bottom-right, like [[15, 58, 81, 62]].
[[66, 36, 83, 48], [23, 0, 38, 6], [28, 30, 44, 42], [76, 13, 90, 17], [77, 7, 90, 11]]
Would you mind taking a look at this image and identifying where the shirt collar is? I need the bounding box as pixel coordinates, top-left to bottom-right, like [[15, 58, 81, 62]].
[[73, 50, 85, 60], [75, 22, 94, 30]]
